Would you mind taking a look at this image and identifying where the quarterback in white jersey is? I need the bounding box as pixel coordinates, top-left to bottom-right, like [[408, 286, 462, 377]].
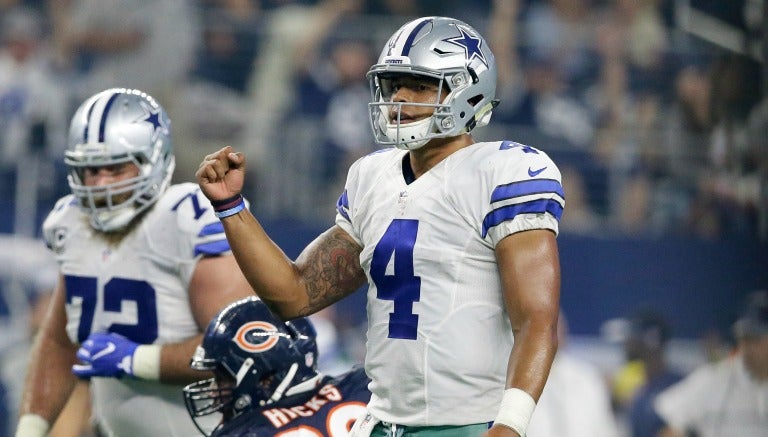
[[197, 17, 563, 437], [16, 89, 254, 437], [336, 142, 562, 425]]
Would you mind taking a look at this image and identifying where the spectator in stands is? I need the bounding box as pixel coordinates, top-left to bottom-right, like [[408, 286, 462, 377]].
[[489, 0, 596, 150], [744, 94, 768, 240], [50, 0, 197, 104], [246, 0, 364, 217], [521, 0, 597, 91], [623, 309, 684, 437], [192, 0, 261, 96], [174, 0, 262, 182], [656, 60, 714, 235], [698, 54, 762, 239], [0, 5, 69, 229], [587, 0, 673, 236]]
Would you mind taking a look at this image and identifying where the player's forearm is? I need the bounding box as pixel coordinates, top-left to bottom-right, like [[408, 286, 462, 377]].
[[505, 320, 558, 399], [220, 208, 312, 318], [490, 320, 557, 437], [19, 336, 79, 423], [157, 334, 212, 384]]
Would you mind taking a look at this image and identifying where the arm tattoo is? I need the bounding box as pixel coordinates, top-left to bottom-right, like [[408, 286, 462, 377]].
[[296, 227, 366, 316]]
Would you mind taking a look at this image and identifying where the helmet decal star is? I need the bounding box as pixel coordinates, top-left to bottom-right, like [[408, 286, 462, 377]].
[[443, 26, 488, 68], [139, 101, 169, 142]]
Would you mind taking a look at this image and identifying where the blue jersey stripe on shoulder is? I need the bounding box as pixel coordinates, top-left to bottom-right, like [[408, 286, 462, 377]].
[[198, 221, 224, 237], [482, 198, 564, 237], [194, 239, 231, 257], [336, 190, 350, 222], [491, 179, 564, 203]]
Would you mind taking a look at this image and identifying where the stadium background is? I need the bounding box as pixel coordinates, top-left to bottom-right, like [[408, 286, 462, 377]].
[[0, 0, 766, 435]]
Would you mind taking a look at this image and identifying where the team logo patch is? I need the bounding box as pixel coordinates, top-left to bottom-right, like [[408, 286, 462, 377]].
[[49, 226, 69, 254], [233, 321, 280, 353]]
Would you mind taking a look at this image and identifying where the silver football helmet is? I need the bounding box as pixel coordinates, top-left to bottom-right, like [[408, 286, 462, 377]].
[[367, 16, 498, 150], [65, 88, 175, 232]]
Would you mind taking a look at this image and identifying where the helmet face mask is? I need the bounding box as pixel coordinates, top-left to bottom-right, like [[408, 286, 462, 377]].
[[183, 297, 319, 436], [65, 88, 175, 232], [367, 17, 498, 150], [183, 373, 234, 418]]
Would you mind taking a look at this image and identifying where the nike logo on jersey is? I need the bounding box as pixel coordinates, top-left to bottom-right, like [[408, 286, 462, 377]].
[[91, 342, 117, 360], [528, 166, 547, 177]]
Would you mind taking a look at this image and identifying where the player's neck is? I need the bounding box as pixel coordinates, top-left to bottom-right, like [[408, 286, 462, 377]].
[[408, 134, 474, 179]]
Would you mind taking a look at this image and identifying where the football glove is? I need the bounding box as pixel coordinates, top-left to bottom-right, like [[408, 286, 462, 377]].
[[72, 332, 139, 379]]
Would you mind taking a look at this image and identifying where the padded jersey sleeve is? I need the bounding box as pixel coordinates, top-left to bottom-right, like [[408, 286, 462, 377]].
[[334, 152, 374, 247], [475, 141, 565, 247], [145, 183, 237, 285], [41, 195, 79, 250]]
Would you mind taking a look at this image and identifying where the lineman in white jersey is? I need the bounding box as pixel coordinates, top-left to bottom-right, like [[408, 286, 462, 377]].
[[196, 17, 563, 437], [16, 88, 255, 437]]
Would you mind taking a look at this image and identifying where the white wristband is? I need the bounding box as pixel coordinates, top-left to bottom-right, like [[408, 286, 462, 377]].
[[494, 388, 536, 436], [15, 414, 50, 437], [132, 344, 162, 380]]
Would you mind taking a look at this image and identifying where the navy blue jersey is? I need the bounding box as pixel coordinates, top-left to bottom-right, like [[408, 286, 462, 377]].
[[213, 368, 371, 437]]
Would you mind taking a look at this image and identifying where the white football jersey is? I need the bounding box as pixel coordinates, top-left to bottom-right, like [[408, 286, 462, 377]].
[[42, 182, 229, 436], [335, 141, 564, 426]]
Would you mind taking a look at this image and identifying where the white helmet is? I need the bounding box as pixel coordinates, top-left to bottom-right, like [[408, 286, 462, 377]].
[[367, 16, 499, 150], [65, 88, 175, 232]]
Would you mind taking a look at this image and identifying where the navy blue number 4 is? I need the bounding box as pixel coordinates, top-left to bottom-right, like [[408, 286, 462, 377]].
[[370, 219, 421, 340]]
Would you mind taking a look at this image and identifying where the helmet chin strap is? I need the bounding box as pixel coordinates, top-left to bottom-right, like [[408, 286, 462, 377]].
[[284, 373, 323, 398], [261, 363, 299, 406], [92, 205, 138, 232], [235, 358, 255, 387], [387, 117, 434, 150]]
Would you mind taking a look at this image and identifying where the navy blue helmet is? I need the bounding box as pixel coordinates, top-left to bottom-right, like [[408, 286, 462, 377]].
[[183, 297, 319, 435]]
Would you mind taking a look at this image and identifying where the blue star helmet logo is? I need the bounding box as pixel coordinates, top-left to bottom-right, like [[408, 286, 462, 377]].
[[443, 26, 488, 68], [138, 101, 169, 142]]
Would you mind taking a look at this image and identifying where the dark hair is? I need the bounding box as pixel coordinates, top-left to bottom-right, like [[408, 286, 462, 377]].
[[628, 308, 671, 349]]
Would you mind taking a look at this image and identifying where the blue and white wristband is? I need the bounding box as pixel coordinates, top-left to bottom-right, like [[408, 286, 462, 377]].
[[212, 194, 246, 219]]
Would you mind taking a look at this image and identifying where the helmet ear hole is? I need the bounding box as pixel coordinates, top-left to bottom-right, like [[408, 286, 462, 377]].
[[467, 67, 480, 84], [468, 95, 483, 107]]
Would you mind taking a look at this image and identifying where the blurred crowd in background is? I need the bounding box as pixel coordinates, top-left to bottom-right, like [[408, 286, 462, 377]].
[[0, 0, 766, 240], [0, 0, 767, 436]]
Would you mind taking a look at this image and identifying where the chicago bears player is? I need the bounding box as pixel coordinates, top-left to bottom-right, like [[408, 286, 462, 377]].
[[196, 16, 563, 437], [183, 296, 371, 436], [15, 88, 255, 436]]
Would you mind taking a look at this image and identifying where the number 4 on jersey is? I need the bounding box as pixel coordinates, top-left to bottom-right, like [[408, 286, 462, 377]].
[[370, 219, 421, 340]]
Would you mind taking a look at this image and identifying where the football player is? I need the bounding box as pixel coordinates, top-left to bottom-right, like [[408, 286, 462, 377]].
[[15, 88, 255, 436], [183, 296, 371, 436], [197, 16, 563, 437]]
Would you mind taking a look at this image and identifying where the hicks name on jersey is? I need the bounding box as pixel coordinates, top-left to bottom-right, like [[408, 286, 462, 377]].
[[261, 383, 344, 428]]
